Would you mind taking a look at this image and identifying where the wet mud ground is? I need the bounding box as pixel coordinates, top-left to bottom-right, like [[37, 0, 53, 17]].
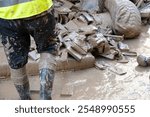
[[0, 25, 150, 100]]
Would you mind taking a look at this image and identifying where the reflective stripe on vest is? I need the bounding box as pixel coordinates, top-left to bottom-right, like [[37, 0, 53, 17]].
[[0, 0, 53, 19]]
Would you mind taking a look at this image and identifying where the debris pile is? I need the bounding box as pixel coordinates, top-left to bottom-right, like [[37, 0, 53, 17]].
[[53, 0, 139, 65], [29, 0, 149, 71]]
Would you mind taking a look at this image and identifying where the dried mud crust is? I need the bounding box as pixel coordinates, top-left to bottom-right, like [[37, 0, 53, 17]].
[[105, 0, 141, 38]]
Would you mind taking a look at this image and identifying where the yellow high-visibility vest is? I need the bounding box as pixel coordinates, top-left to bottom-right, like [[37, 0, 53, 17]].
[[0, 0, 53, 19]]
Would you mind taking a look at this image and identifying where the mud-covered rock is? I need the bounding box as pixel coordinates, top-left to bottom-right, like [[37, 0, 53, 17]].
[[137, 55, 150, 67], [105, 0, 141, 39]]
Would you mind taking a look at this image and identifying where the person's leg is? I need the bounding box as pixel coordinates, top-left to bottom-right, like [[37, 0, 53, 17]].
[[10, 66, 31, 100], [0, 19, 31, 100], [25, 10, 57, 100]]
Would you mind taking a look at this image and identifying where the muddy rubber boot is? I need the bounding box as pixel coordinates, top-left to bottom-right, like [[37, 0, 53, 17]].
[[11, 66, 31, 100], [39, 68, 54, 100], [14, 82, 31, 100], [39, 53, 56, 100], [137, 55, 150, 67]]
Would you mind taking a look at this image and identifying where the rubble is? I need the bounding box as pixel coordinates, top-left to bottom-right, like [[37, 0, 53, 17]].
[[28, 0, 149, 72], [54, 0, 143, 71]]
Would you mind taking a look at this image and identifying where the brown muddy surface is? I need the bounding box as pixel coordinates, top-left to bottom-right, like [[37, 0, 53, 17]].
[[0, 25, 150, 100], [53, 25, 150, 100]]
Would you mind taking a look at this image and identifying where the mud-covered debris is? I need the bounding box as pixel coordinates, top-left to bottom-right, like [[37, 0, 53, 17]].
[[134, 0, 144, 8], [104, 34, 124, 42], [81, 0, 100, 13], [100, 49, 119, 60], [122, 51, 137, 56], [95, 61, 107, 70], [137, 54, 150, 66], [140, 3, 150, 18], [117, 54, 129, 63], [52, 0, 141, 67], [87, 33, 106, 48], [118, 42, 130, 52], [67, 47, 83, 61], [137, 54, 148, 66], [95, 61, 127, 75], [28, 50, 40, 61], [79, 12, 94, 24], [79, 25, 97, 35], [65, 20, 79, 32]]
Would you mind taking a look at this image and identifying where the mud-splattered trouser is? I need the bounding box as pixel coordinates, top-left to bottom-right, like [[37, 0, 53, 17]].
[[0, 10, 57, 100]]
